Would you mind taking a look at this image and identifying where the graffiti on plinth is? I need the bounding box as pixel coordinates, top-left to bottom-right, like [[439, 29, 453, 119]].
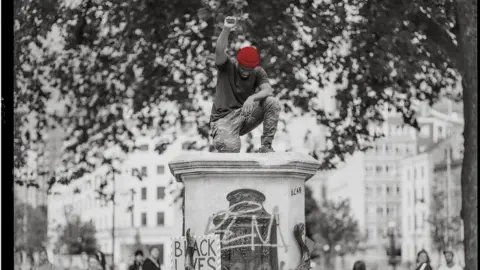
[[204, 188, 288, 270]]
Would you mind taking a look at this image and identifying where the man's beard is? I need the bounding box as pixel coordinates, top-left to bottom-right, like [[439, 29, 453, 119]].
[[238, 71, 250, 79]]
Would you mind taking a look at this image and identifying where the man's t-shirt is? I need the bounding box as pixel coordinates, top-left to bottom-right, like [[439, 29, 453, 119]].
[[210, 57, 269, 122], [438, 264, 463, 270]]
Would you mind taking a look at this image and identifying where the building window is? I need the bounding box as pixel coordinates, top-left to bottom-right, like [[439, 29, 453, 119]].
[[376, 144, 382, 153], [396, 186, 400, 194], [395, 146, 400, 154], [396, 125, 402, 134], [413, 168, 417, 180], [411, 144, 417, 153], [367, 228, 374, 238], [86, 180, 92, 189], [141, 187, 147, 200], [438, 126, 443, 136], [376, 166, 382, 173], [133, 167, 148, 178], [157, 212, 165, 226], [420, 125, 430, 137], [421, 166, 425, 178], [157, 187, 165, 200], [141, 212, 147, 227], [138, 144, 149, 151], [157, 165, 165, 175], [385, 166, 389, 173], [141, 166, 147, 177], [386, 186, 391, 194], [377, 207, 384, 216], [389, 206, 396, 215], [385, 144, 390, 153], [377, 186, 383, 195]]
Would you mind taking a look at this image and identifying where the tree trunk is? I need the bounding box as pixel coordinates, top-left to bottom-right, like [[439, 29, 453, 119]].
[[456, 1, 477, 270]]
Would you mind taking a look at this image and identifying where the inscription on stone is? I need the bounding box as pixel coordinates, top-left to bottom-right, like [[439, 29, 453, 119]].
[[291, 187, 302, 196]]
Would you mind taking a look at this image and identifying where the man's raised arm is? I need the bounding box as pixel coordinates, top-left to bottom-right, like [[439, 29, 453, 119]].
[[215, 17, 236, 66]]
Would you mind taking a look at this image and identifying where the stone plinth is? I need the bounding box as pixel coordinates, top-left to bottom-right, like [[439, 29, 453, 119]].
[[169, 152, 320, 270]]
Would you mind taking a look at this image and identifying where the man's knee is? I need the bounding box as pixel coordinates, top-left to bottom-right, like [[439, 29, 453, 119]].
[[212, 129, 241, 153], [263, 96, 281, 112]]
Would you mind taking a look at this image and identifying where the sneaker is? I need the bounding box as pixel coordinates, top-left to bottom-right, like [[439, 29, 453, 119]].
[[257, 144, 275, 153]]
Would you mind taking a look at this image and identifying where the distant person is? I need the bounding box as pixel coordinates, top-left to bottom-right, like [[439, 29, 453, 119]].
[[438, 250, 463, 270], [415, 250, 433, 270], [87, 251, 106, 270], [32, 248, 58, 270], [15, 250, 23, 270], [142, 247, 161, 270], [25, 253, 35, 270], [129, 250, 144, 270], [353, 260, 366, 270]]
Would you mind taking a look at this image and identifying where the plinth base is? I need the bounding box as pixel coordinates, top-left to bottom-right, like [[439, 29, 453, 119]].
[[169, 152, 319, 270]]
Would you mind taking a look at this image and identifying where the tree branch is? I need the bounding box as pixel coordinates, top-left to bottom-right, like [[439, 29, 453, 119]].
[[409, 11, 459, 68]]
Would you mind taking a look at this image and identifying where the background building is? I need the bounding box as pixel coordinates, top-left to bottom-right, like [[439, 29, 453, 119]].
[[47, 137, 185, 270], [15, 128, 64, 208], [400, 132, 464, 267], [320, 99, 464, 267]]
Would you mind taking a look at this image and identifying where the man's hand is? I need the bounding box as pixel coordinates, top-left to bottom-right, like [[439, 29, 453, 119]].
[[223, 16, 237, 30], [242, 96, 255, 116]]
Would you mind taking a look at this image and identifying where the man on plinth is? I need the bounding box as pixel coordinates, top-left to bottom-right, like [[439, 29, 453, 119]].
[[210, 16, 281, 153]]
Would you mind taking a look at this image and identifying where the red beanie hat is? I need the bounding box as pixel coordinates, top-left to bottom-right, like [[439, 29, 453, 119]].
[[236, 46, 260, 68]]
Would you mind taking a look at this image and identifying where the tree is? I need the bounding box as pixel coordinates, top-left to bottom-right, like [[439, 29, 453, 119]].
[[304, 185, 319, 239], [455, 2, 477, 269], [14, 198, 49, 254], [56, 215, 98, 255], [312, 199, 361, 265], [304, 186, 321, 260], [324, 2, 477, 268], [14, 0, 61, 182], [23, 0, 348, 188], [428, 188, 463, 264]]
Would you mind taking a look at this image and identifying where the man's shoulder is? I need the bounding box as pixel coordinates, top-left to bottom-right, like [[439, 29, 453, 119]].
[[217, 57, 235, 72], [253, 66, 268, 80], [254, 66, 266, 73]]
